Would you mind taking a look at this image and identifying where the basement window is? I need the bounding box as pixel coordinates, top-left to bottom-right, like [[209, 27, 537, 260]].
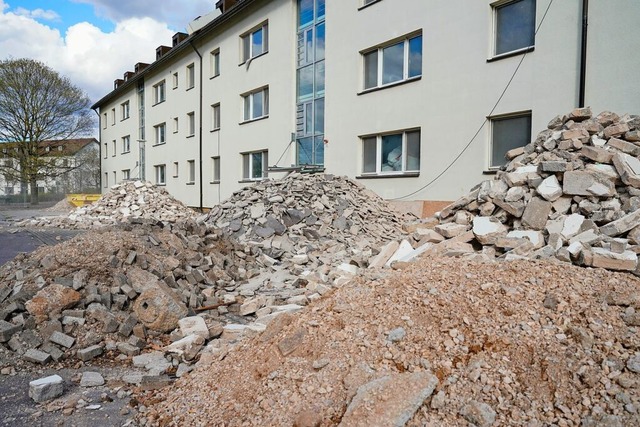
[[489, 111, 531, 169], [361, 129, 421, 175], [155, 164, 166, 185], [242, 150, 268, 181]]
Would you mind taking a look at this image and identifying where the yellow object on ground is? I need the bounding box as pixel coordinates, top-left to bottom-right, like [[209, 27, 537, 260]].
[[66, 194, 101, 207]]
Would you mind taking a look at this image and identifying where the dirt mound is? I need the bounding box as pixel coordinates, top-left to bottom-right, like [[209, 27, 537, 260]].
[[21, 181, 194, 229], [44, 198, 75, 212], [139, 256, 640, 426]]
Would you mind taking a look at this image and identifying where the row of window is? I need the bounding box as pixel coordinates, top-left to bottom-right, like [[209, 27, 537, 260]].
[[103, 135, 131, 158]]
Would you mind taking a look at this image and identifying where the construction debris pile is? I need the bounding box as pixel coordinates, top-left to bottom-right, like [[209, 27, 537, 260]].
[[20, 181, 194, 229], [0, 174, 411, 386], [139, 257, 640, 426], [384, 108, 640, 273]]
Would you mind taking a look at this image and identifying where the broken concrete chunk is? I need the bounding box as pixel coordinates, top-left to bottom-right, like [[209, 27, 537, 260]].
[[472, 216, 508, 245], [340, 372, 438, 427], [178, 316, 209, 339], [0, 320, 21, 342], [591, 248, 637, 271], [29, 375, 64, 403], [521, 198, 552, 231], [133, 283, 188, 333], [24, 349, 51, 364], [77, 345, 103, 362], [613, 152, 640, 188], [49, 331, 75, 348], [562, 170, 616, 197], [537, 175, 562, 202], [600, 209, 640, 237]]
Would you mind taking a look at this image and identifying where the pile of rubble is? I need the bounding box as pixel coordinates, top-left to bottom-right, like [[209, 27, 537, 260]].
[[20, 181, 194, 229], [139, 256, 640, 426], [205, 172, 409, 270], [378, 108, 640, 273], [1, 174, 412, 385]]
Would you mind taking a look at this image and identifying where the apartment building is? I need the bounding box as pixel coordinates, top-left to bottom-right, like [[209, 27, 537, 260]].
[[0, 138, 99, 196], [93, 0, 640, 210]]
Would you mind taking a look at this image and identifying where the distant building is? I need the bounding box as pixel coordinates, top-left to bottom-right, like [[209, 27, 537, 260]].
[[0, 138, 99, 196], [92, 0, 640, 210]]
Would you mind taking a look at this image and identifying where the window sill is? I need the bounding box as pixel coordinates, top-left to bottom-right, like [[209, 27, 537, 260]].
[[239, 115, 269, 125], [186, 86, 195, 91], [238, 179, 265, 183], [357, 76, 421, 96], [152, 142, 166, 147], [483, 169, 499, 175], [358, 0, 383, 11], [173, 131, 178, 134], [173, 175, 179, 178], [152, 100, 165, 107], [172, 86, 178, 90], [156, 183, 166, 186], [210, 128, 220, 133], [121, 151, 130, 155], [186, 182, 195, 185], [210, 74, 220, 80], [356, 172, 420, 179], [186, 135, 195, 139], [487, 46, 535, 63], [239, 51, 268, 66], [120, 117, 129, 122], [210, 181, 220, 184]]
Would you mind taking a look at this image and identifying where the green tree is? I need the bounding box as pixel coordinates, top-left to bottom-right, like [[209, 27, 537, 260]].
[[0, 58, 94, 204]]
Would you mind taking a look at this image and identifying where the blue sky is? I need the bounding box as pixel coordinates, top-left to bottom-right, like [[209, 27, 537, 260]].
[[6, 0, 114, 33], [0, 0, 216, 102]]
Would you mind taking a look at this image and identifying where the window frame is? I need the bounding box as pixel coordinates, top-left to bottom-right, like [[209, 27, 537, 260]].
[[186, 63, 195, 90], [361, 31, 423, 92], [488, 110, 532, 170], [122, 169, 130, 181], [187, 112, 196, 137], [111, 140, 116, 157], [359, 0, 382, 10], [121, 101, 130, 120], [121, 135, 131, 154], [212, 156, 220, 183], [490, 0, 536, 60], [211, 103, 221, 131], [172, 72, 179, 89], [187, 159, 196, 184], [173, 161, 179, 178], [154, 123, 167, 146], [240, 21, 269, 64], [173, 117, 179, 134], [154, 164, 166, 185], [210, 49, 220, 78], [242, 87, 269, 123], [103, 143, 108, 159], [104, 172, 108, 188], [242, 150, 268, 181], [360, 128, 421, 177], [153, 80, 166, 105]]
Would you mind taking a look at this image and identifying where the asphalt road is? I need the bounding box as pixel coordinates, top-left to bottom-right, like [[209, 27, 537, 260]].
[[0, 207, 82, 267]]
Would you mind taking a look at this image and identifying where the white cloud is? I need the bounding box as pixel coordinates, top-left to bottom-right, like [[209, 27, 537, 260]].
[[71, 0, 214, 31], [0, 7, 174, 104], [14, 7, 60, 21]]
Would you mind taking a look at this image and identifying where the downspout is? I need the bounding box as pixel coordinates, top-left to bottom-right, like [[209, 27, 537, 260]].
[[92, 107, 102, 191], [189, 40, 204, 211], [578, 0, 589, 108]]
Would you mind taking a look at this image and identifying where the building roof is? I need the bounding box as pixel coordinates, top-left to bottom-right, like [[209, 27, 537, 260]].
[[91, 0, 259, 110], [0, 138, 98, 157]]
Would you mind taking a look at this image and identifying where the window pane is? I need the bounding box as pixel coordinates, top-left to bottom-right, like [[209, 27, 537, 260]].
[[298, 0, 314, 27], [382, 42, 404, 85], [314, 98, 324, 134], [252, 152, 263, 178], [408, 36, 422, 78], [264, 88, 269, 115], [297, 65, 314, 101], [496, 0, 536, 55], [297, 137, 313, 165], [243, 35, 250, 61], [252, 28, 263, 56], [492, 115, 532, 167], [316, 23, 325, 60], [406, 130, 421, 171], [381, 134, 403, 171], [364, 50, 378, 89], [316, 0, 325, 20], [305, 29, 314, 63], [304, 102, 312, 135], [315, 60, 325, 95], [243, 154, 250, 179], [363, 137, 377, 173], [314, 135, 325, 165], [213, 158, 220, 181], [244, 96, 250, 121], [252, 91, 263, 118]]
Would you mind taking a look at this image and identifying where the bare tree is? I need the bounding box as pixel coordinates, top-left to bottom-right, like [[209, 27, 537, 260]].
[[0, 58, 94, 204]]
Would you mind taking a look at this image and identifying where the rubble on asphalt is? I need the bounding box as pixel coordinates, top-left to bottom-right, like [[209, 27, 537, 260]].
[[19, 181, 194, 229], [374, 108, 640, 273]]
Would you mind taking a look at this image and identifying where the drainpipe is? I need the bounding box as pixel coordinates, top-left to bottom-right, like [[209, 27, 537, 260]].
[[578, 0, 589, 108], [189, 40, 204, 211], [92, 107, 102, 191]]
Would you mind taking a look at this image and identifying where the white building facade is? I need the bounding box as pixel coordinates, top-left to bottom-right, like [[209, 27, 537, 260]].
[[93, 0, 640, 210]]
